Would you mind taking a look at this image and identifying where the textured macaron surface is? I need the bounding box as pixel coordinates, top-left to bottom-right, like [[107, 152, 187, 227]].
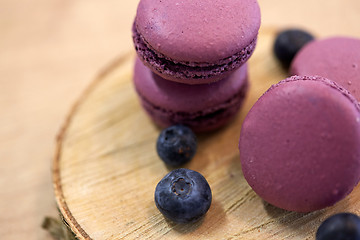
[[239, 76, 360, 212], [290, 37, 360, 101], [134, 58, 248, 113], [133, 58, 248, 131], [135, 0, 261, 64]]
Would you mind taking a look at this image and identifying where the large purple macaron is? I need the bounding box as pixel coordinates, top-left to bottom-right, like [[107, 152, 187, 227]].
[[133, 0, 261, 84], [290, 37, 360, 101], [239, 75, 360, 212], [134, 57, 249, 132]]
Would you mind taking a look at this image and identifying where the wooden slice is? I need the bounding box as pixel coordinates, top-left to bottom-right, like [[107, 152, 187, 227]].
[[53, 28, 360, 240]]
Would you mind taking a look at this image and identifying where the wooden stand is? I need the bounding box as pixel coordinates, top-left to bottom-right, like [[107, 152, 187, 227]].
[[53, 28, 360, 240]]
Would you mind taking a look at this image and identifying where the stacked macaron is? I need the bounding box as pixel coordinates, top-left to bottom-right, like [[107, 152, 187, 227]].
[[132, 0, 261, 132]]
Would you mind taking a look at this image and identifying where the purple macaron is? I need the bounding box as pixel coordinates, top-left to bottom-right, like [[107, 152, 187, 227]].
[[239, 75, 360, 212], [132, 0, 261, 84], [133, 57, 249, 132], [290, 37, 360, 101]]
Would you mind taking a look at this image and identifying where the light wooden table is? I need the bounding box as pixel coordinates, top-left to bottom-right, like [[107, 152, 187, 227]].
[[1, 1, 359, 239]]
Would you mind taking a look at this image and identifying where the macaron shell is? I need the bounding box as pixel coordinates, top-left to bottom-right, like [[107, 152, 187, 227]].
[[136, 0, 261, 63], [134, 58, 248, 113], [133, 22, 256, 84], [141, 94, 247, 132], [290, 37, 360, 101], [133, 58, 249, 132], [239, 76, 360, 212]]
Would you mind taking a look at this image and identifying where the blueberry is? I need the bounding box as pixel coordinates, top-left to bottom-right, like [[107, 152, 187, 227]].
[[156, 125, 197, 167], [274, 29, 314, 67], [154, 168, 212, 223], [316, 213, 360, 240]]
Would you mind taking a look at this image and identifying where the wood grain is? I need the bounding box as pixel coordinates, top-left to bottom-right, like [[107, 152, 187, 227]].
[[53, 28, 360, 240], [0, 1, 138, 239], [2, 0, 360, 239]]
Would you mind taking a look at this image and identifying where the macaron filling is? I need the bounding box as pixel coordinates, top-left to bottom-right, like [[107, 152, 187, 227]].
[[137, 80, 248, 132], [132, 23, 257, 83]]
